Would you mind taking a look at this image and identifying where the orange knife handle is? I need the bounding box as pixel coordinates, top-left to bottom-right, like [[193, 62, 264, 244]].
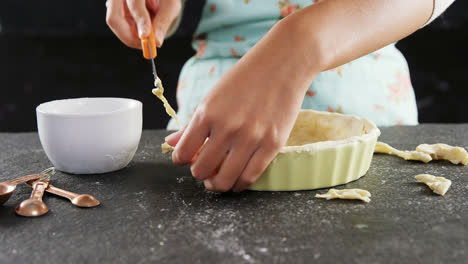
[[141, 24, 157, 60]]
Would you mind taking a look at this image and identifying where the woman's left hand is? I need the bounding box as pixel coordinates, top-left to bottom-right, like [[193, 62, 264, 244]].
[[166, 18, 320, 192]]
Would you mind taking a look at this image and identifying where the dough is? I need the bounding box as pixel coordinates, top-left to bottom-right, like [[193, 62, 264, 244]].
[[416, 143, 468, 165], [315, 188, 371, 203], [374, 142, 432, 163], [375, 142, 468, 165], [153, 78, 181, 153], [161, 142, 174, 154], [152, 77, 182, 129], [284, 111, 374, 147], [415, 174, 451, 196]]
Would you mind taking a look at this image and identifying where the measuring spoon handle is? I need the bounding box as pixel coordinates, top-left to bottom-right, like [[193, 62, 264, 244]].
[[25, 180, 78, 201], [46, 184, 79, 201], [31, 181, 48, 201], [4, 174, 41, 186]]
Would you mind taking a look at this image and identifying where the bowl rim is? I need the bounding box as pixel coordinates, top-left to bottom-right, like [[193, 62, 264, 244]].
[[36, 97, 142, 118]]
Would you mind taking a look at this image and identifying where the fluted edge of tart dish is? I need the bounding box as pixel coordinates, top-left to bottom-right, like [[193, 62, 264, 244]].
[[249, 110, 380, 191]]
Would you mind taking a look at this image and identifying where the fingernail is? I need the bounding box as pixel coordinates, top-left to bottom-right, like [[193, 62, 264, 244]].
[[204, 180, 213, 190], [138, 22, 150, 38], [165, 133, 176, 142], [155, 29, 165, 47]]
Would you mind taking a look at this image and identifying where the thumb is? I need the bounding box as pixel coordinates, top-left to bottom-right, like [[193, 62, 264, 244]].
[[151, 0, 182, 47], [126, 0, 152, 38]]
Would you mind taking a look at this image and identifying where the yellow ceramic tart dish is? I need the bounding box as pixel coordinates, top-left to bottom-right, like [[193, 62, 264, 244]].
[[249, 110, 381, 191]]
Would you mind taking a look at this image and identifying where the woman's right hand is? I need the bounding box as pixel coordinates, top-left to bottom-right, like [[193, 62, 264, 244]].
[[105, 0, 182, 48]]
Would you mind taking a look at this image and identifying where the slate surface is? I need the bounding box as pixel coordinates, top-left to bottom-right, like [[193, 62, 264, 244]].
[[0, 125, 467, 264]]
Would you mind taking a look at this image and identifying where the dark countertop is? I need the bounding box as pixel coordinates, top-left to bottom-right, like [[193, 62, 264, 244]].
[[1, 125, 467, 264]]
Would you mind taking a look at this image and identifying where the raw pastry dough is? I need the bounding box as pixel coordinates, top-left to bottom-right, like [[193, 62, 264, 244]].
[[415, 174, 452, 196], [315, 188, 371, 203], [152, 77, 182, 128], [161, 142, 174, 154], [416, 143, 468, 165], [374, 142, 432, 163], [153, 78, 182, 154]]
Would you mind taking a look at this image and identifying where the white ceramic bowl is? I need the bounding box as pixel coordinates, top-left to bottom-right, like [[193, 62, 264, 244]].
[[37, 98, 142, 174]]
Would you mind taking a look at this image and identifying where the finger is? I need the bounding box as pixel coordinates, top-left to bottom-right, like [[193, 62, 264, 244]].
[[188, 143, 206, 166], [106, 0, 140, 48], [190, 133, 230, 181], [146, 0, 159, 14], [126, 0, 152, 38], [165, 126, 186, 146], [204, 144, 256, 193], [172, 114, 209, 166], [151, 0, 182, 46], [231, 146, 278, 192]]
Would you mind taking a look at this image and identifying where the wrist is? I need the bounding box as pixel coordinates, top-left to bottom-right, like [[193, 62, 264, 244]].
[[273, 11, 330, 75]]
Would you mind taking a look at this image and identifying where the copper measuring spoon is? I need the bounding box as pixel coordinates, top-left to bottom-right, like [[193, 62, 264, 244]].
[[15, 167, 55, 217], [26, 180, 100, 208], [0, 174, 44, 205]]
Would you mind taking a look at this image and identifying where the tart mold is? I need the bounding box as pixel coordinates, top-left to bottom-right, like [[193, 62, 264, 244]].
[[249, 110, 380, 191]]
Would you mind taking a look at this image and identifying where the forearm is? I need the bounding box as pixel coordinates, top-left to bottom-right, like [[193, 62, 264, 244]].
[[281, 0, 434, 72]]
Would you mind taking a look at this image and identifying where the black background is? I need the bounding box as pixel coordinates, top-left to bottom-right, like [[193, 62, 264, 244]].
[[0, 0, 467, 131]]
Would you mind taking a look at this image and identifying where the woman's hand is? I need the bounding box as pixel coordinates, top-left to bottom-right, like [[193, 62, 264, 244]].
[[166, 20, 321, 192], [105, 0, 182, 48]]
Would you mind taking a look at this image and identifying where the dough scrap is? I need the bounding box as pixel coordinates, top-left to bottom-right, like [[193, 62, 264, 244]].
[[415, 174, 452, 196], [161, 142, 174, 154], [374, 142, 432, 163], [152, 77, 182, 129], [315, 188, 371, 203], [416, 143, 468, 165], [153, 77, 182, 153]]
